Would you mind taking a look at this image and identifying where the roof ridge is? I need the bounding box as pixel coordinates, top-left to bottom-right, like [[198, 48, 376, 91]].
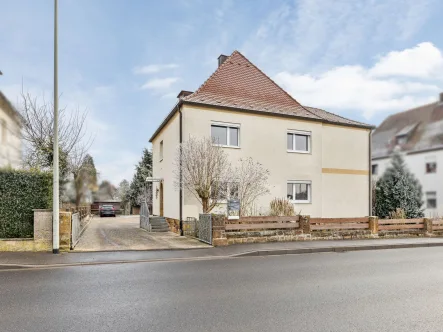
[[233, 51, 322, 120], [184, 50, 238, 101]]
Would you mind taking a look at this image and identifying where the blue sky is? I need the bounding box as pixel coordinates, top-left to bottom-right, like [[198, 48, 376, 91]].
[[2, 0, 443, 184]]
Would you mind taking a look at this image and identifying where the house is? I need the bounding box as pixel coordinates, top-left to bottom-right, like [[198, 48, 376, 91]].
[[0, 91, 22, 168], [372, 93, 443, 217], [149, 51, 374, 227]]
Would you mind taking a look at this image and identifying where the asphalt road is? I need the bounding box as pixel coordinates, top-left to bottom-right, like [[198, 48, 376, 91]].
[[1, 247, 443, 332]]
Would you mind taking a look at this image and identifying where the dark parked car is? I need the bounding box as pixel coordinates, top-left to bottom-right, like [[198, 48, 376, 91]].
[[100, 205, 116, 217]]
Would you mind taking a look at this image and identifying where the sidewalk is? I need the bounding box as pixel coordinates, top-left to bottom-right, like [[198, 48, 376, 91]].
[[2, 237, 443, 267]]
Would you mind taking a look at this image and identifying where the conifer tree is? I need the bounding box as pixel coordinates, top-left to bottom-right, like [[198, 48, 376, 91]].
[[375, 149, 424, 218]]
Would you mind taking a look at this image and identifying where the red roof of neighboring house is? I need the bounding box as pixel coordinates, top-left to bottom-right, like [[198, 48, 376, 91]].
[[149, 51, 373, 142]]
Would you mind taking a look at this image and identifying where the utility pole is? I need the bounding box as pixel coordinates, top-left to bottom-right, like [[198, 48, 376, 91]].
[[52, 0, 60, 254]]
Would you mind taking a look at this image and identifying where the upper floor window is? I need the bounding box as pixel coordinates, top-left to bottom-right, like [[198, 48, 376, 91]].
[[287, 130, 310, 153], [211, 122, 239, 147], [426, 191, 437, 209], [287, 181, 311, 203], [372, 164, 378, 175], [426, 162, 436, 174], [160, 140, 164, 161]]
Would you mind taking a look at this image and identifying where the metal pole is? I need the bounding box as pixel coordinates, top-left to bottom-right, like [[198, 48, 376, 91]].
[[52, 0, 60, 254]]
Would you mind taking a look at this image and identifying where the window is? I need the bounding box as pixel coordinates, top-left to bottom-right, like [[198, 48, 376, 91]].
[[211, 123, 240, 147], [287, 130, 310, 153], [211, 182, 238, 201], [426, 191, 437, 209], [159, 140, 163, 161], [396, 135, 407, 145], [426, 162, 437, 174], [372, 164, 378, 175], [287, 181, 311, 203]]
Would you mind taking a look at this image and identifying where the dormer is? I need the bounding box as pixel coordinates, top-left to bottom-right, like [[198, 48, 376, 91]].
[[395, 123, 417, 146]]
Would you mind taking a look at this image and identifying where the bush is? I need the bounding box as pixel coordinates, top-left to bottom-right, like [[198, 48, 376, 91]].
[[269, 198, 295, 216], [0, 168, 52, 238], [375, 150, 424, 219]]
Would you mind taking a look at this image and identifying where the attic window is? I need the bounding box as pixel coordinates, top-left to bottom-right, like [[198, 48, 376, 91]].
[[395, 123, 417, 145], [396, 135, 408, 145]]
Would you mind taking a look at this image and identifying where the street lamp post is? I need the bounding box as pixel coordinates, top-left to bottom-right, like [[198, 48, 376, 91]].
[[52, 0, 60, 254]]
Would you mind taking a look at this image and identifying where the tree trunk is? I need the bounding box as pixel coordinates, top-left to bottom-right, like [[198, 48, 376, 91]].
[[202, 197, 209, 213]]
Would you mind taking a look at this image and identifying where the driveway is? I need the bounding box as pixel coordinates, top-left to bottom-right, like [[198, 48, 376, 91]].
[[74, 215, 209, 251]]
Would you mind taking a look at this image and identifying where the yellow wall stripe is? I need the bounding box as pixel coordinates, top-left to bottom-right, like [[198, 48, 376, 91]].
[[322, 168, 369, 175]]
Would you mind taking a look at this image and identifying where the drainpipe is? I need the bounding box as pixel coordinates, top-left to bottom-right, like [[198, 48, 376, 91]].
[[368, 130, 372, 216], [179, 106, 184, 236]]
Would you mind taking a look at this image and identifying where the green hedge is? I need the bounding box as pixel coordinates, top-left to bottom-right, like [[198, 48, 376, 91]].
[[0, 169, 52, 238]]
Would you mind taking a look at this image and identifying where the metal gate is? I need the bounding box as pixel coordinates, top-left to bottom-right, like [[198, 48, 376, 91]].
[[198, 214, 212, 244]]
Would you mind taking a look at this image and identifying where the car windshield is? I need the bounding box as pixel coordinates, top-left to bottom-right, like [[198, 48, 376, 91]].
[[102, 205, 113, 209]]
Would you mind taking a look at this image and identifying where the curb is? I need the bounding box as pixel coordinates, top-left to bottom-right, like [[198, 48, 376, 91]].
[[231, 242, 443, 257]]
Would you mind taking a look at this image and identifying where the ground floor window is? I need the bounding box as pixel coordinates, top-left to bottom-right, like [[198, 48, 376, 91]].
[[287, 181, 311, 203], [426, 191, 437, 209], [211, 182, 239, 202]]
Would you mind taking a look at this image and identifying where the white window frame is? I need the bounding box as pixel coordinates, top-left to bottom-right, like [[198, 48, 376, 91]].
[[287, 180, 311, 204], [210, 181, 239, 203], [287, 130, 311, 154], [426, 191, 437, 209], [211, 121, 240, 148], [425, 162, 437, 174]]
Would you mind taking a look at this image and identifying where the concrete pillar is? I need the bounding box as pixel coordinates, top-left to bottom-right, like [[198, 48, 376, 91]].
[[423, 218, 433, 236], [59, 211, 72, 251], [369, 216, 378, 235], [212, 215, 227, 246], [299, 215, 311, 234]]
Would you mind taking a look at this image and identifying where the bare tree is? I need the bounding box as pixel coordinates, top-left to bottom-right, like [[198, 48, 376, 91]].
[[233, 157, 270, 216], [19, 90, 92, 177], [174, 136, 232, 213]]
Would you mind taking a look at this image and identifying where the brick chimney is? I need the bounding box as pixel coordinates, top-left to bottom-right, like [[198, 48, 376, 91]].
[[440, 92, 443, 103], [177, 90, 193, 99], [218, 54, 228, 67]]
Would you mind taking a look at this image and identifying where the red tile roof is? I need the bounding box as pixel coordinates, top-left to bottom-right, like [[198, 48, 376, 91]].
[[150, 51, 372, 142], [183, 51, 372, 127]]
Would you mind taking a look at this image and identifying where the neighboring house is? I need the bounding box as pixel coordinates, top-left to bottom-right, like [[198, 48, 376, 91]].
[[372, 93, 443, 218], [149, 51, 374, 224], [0, 91, 22, 168]]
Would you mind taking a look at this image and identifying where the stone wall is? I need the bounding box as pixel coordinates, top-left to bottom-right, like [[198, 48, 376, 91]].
[[210, 216, 438, 246], [0, 210, 72, 252], [166, 218, 180, 234]]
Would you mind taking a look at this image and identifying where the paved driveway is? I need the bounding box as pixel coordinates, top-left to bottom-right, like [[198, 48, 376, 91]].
[[74, 215, 209, 251]]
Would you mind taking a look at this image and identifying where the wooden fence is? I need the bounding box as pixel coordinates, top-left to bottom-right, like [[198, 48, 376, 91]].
[[213, 215, 439, 246]]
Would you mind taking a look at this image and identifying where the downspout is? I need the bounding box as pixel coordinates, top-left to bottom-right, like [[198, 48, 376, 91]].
[[179, 106, 184, 236], [368, 130, 372, 216]]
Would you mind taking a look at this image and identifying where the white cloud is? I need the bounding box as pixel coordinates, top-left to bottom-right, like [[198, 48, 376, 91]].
[[370, 42, 443, 78], [274, 42, 442, 120], [141, 77, 179, 90], [133, 64, 178, 75], [161, 92, 177, 99], [243, 0, 434, 71]]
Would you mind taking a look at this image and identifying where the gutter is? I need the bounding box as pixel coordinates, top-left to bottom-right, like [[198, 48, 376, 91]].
[[179, 106, 184, 236], [149, 100, 375, 143], [368, 130, 372, 216]]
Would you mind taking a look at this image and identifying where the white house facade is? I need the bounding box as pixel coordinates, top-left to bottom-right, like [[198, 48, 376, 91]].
[[150, 51, 374, 226], [0, 92, 22, 168], [372, 94, 443, 217]]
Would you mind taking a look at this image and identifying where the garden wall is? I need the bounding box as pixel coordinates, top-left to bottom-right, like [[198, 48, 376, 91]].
[[211, 215, 438, 246]]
